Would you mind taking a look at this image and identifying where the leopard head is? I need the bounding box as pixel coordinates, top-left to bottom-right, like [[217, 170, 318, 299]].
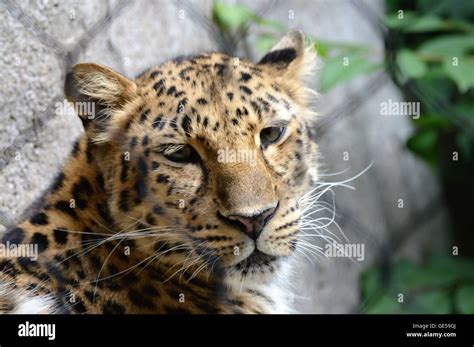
[[65, 30, 318, 289]]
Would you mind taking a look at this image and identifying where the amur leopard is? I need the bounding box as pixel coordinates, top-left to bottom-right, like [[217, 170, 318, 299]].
[[0, 30, 318, 314]]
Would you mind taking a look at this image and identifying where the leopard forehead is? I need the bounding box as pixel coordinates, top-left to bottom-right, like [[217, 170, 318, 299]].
[[110, 52, 303, 149]]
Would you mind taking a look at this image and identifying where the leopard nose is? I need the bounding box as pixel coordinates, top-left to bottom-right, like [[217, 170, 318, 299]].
[[225, 206, 277, 241]]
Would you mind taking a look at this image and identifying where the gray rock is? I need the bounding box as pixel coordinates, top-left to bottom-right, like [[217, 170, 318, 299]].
[[0, 8, 62, 153], [80, 0, 218, 77], [0, 107, 83, 220], [15, 0, 109, 47]]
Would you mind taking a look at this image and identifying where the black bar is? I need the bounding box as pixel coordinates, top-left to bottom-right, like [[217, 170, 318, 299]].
[[0, 314, 472, 345]]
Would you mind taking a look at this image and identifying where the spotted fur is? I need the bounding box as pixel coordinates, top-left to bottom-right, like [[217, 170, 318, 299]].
[[0, 31, 318, 314]]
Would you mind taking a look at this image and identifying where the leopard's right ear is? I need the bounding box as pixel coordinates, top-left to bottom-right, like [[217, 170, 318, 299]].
[[65, 63, 137, 124], [258, 30, 316, 81]]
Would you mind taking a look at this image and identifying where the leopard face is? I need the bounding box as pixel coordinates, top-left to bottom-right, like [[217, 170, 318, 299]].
[[65, 30, 318, 290]]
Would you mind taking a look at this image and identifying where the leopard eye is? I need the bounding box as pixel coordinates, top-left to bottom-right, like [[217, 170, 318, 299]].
[[260, 127, 287, 148], [163, 145, 199, 164]]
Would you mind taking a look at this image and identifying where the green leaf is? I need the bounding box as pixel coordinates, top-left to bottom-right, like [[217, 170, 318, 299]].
[[391, 260, 452, 292], [360, 267, 382, 300], [415, 74, 457, 108], [456, 133, 473, 160], [212, 1, 286, 33], [454, 103, 474, 136], [397, 49, 428, 80], [417, 0, 474, 20], [385, 12, 446, 33], [418, 35, 474, 58], [212, 1, 255, 31], [361, 256, 474, 314], [442, 57, 474, 92], [423, 65, 451, 79], [455, 102, 474, 120], [393, 256, 474, 292], [253, 18, 286, 32], [428, 255, 474, 282], [256, 34, 276, 53], [406, 129, 438, 165], [364, 293, 404, 314], [384, 11, 417, 29], [409, 291, 451, 314], [314, 40, 329, 59], [406, 15, 446, 32], [414, 114, 451, 130], [319, 53, 382, 92], [455, 285, 474, 314], [313, 41, 370, 58]]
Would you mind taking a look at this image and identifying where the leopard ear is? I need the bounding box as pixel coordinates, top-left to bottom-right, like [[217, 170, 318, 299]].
[[65, 63, 137, 125], [258, 30, 316, 81]]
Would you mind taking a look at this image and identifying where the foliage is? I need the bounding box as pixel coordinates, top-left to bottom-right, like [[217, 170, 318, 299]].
[[360, 255, 474, 314], [385, 0, 474, 166], [381, 1, 474, 314], [212, 1, 286, 33]]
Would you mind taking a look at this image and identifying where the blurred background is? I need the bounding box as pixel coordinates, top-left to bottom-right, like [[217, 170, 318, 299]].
[[0, 0, 473, 313]]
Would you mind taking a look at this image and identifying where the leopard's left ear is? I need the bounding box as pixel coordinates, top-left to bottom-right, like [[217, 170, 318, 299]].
[[258, 30, 316, 81]]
